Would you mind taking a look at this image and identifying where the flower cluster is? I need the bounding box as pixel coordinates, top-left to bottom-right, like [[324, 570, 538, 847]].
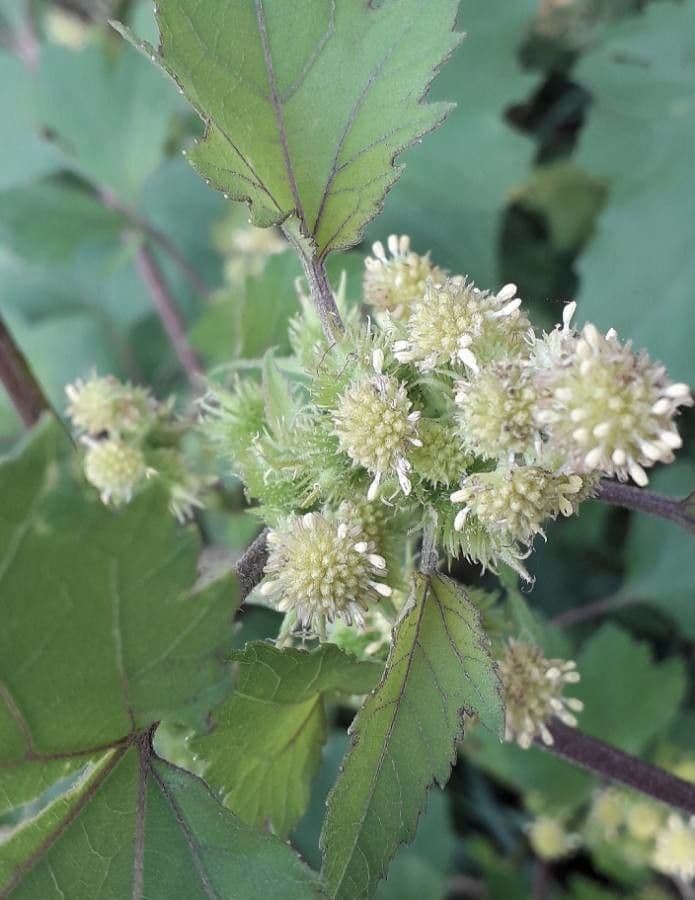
[[498, 640, 583, 748], [65, 373, 208, 520], [201, 234, 691, 637]]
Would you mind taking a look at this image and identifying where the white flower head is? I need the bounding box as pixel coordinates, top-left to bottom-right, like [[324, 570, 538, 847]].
[[363, 234, 446, 320], [652, 814, 695, 882], [83, 437, 149, 506], [393, 277, 530, 373], [333, 355, 422, 500], [260, 512, 392, 636]]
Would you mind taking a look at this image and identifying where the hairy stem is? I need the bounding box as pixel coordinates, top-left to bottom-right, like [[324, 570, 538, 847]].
[[0, 315, 51, 427], [135, 245, 203, 385], [235, 528, 270, 601], [597, 478, 695, 536], [299, 253, 345, 344], [540, 720, 695, 815]]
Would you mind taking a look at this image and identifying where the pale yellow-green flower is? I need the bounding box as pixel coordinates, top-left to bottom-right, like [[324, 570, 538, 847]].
[[652, 814, 695, 882], [538, 322, 692, 486], [410, 418, 470, 487], [260, 512, 392, 635], [66, 374, 155, 437], [83, 438, 149, 506], [333, 352, 422, 500], [499, 640, 583, 749], [393, 276, 530, 373], [363, 234, 445, 319], [528, 816, 580, 861], [455, 360, 539, 462], [450, 466, 586, 545]]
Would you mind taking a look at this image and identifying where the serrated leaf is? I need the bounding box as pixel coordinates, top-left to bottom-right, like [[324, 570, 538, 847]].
[[190, 642, 382, 837], [1, 422, 321, 896], [367, 0, 538, 284], [0, 743, 322, 899], [574, 1, 695, 379], [320, 572, 502, 900], [135, 0, 461, 256]]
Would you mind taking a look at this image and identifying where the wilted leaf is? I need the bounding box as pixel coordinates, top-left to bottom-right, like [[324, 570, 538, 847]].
[[321, 573, 502, 900]]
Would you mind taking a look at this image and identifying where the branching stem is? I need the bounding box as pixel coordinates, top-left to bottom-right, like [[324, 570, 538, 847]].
[[0, 315, 52, 427], [540, 720, 695, 815], [597, 478, 695, 536]]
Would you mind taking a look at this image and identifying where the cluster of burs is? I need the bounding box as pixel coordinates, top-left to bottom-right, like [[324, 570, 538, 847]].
[[203, 234, 692, 637]]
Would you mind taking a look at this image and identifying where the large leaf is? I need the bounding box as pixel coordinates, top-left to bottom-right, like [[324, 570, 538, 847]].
[[191, 642, 382, 837], [574, 1, 695, 379], [320, 572, 502, 900], [128, 0, 461, 256], [0, 744, 322, 899], [0, 422, 321, 897], [366, 0, 538, 284]]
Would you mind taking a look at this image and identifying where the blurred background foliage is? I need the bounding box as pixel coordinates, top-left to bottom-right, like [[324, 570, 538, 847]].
[[1, 0, 694, 897]]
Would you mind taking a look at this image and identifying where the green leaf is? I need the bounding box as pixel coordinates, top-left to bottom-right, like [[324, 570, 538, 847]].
[[190, 642, 382, 837], [133, 0, 461, 256], [0, 422, 321, 897], [0, 181, 124, 262], [1, 744, 323, 899], [622, 463, 695, 637], [367, 0, 538, 284], [573, 623, 686, 754], [0, 52, 62, 191], [37, 42, 181, 202], [574, 1, 695, 379], [320, 572, 502, 900]]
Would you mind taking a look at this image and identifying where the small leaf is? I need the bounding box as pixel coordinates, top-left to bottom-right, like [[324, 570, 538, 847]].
[[130, 0, 461, 256], [190, 642, 382, 837], [320, 572, 502, 900]]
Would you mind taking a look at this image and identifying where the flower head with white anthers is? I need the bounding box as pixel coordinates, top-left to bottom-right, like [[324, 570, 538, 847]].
[[363, 234, 446, 320], [333, 350, 422, 500], [537, 323, 692, 486], [260, 512, 392, 636], [652, 814, 695, 882], [450, 466, 586, 545], [83, 438, 150, 506], [455, 360, 540, 463], [393, 277, 530, 373], [66, 374, 155, 437], [499, 640, 583, 749]]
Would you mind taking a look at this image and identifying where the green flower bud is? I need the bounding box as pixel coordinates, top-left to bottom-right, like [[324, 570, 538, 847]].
[[363, 234, 446, 320], [333, 353, 422, 500], [455, 361, 539, 462], [66, 374, 155, 437], [393, 277, 530, 373], [260, 511, 392, 635], [499, 639, 583, 749], [539, 323, 692, 486], [450, 466, 586, 545], [83, 438, 148, 506], [145, 447, 209, 523], [410, 418, 470, 487], [200, 378, 265, 463]]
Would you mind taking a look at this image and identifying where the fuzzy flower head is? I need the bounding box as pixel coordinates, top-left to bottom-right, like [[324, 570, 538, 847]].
[[260, 512, 392, 635], [393, 277, 530, 373], [451, 467, 586, 545], [455, 361, 539, 462], [499, 639, 583, 748], [333, 351, 422, 500], [589, 789, 627, 839], [539, 322, 692, 486], [66, 374, 155, 437], [363, 234, 446, 320], [652, 814, 695, 883], [527, 816, 580, 862], [410, 418, 470, 487], [83, 438, 149, 506]]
